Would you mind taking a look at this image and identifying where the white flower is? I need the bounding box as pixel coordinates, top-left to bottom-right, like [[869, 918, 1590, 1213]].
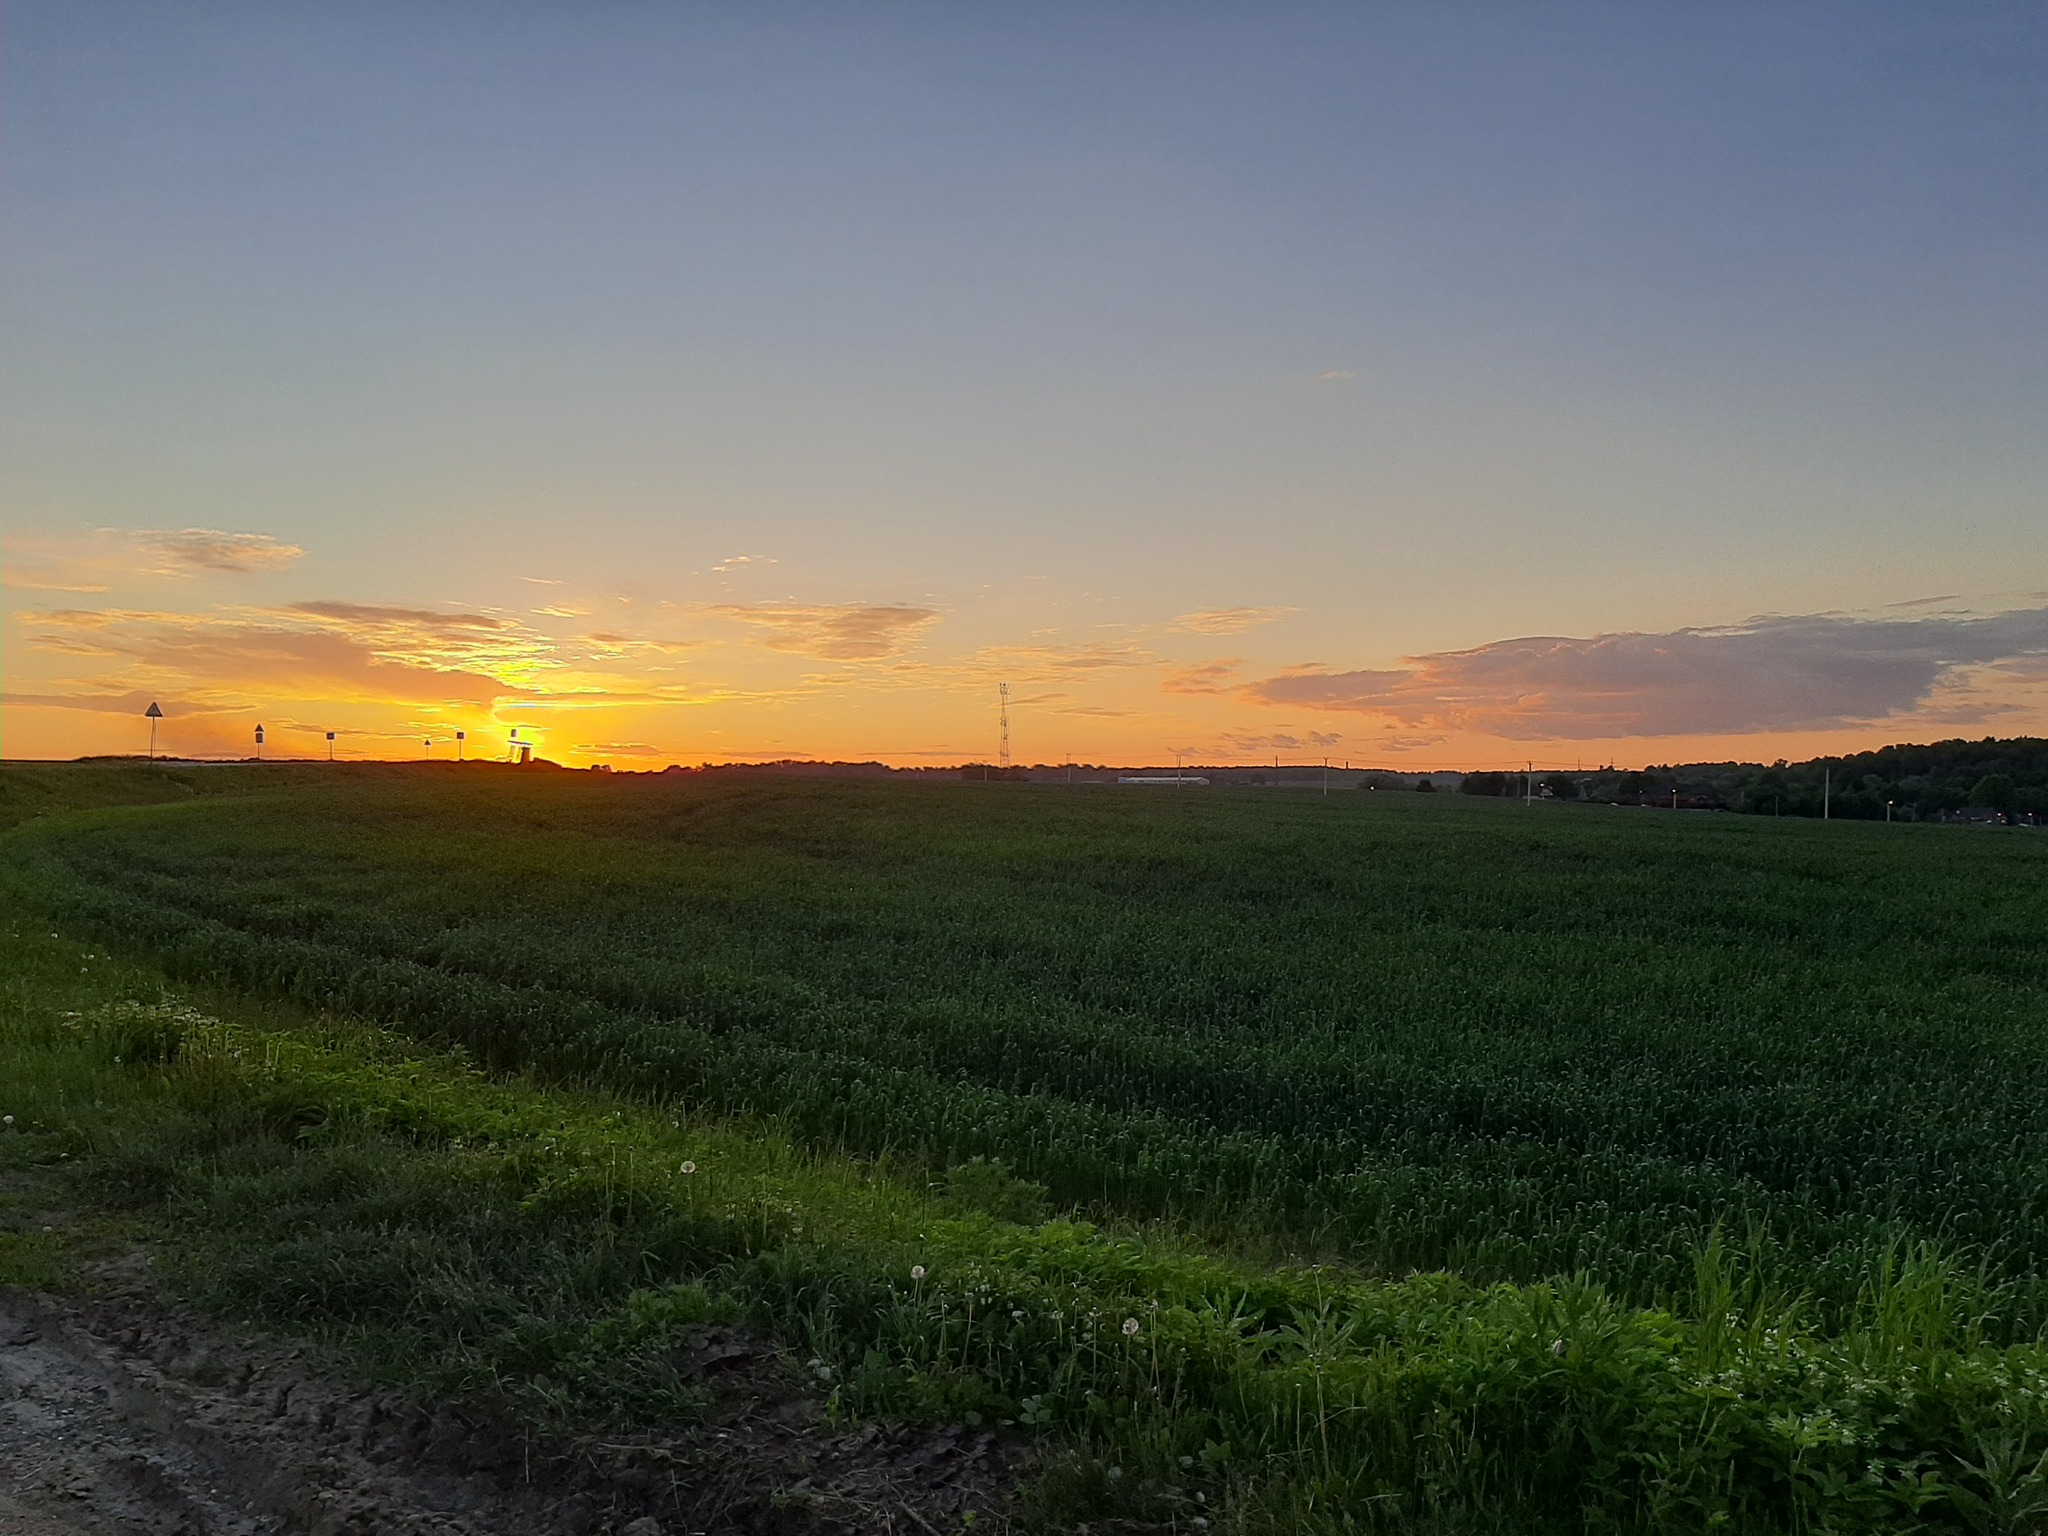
[[911, 1265, 927, 1281], [1122, 1318, 1140, 1337], [680, 1161, 696, 1175], [2, 1116, 12, 1127], [1012, 1310, 1025, 1321]]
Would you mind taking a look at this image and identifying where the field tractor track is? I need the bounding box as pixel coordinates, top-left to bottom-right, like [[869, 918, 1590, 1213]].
[[0, 1277, 1017, 1536]]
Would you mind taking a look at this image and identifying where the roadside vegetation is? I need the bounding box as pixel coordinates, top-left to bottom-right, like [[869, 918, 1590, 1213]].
[[1452, 736, 2048, 821], [5, 761, 2048, 1532]]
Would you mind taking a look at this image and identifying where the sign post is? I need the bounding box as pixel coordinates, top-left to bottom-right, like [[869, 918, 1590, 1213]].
[[144, 701, 163, 761]]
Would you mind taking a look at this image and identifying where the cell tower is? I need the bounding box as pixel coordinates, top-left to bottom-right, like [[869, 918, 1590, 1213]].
[[998, 682, 1011, 770]]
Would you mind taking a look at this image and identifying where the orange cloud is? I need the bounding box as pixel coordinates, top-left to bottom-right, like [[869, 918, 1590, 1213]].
[[134, 529, 304, 575], [972, 640, 1156, 675], [1162, 659, 1243, 695], [1248, 606, 2048, 740], [1170, 607, 1298, 635], [3, 527, 302, 591], [709, 602, 939, 660], [16, 607, 519, 709]]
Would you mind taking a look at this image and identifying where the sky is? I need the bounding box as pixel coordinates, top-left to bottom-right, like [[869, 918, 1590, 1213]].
[[3, 2, 2044, 769]]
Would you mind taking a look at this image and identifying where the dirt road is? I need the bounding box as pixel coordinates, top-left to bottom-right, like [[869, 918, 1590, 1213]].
[[0, 1284, 1014, 1535]]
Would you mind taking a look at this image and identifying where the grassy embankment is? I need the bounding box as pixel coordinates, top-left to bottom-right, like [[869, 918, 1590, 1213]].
[[5, 761, 2048, 1532]]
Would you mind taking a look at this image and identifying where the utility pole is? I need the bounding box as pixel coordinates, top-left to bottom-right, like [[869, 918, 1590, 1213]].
[[1824, 767, 1831, 820], [998, 683, 1010, 772], [1526, 761, 1534, 807], [1322, 756, 1328, 796]]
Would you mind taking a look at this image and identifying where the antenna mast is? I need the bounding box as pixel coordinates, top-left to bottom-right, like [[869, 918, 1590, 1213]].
[[998, 682, 1011, 771]]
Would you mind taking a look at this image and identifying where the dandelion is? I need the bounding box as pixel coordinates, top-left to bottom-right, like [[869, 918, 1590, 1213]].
[[911, 1265, 927, 1281], [1122, 1317, 1140, 1337], [1011, 1310, 1025, 1321], [2, 1116, 12, 1128], [680, 1161, 696, 1175]]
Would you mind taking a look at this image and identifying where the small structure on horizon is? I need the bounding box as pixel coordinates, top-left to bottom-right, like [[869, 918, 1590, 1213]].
[[144, 701, 163, 760], [1117, 775, 1209, 786]]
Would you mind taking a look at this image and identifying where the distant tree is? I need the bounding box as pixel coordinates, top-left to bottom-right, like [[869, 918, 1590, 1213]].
[[1542, 773, 1580, 801], [1415, 777, 1437, 793], [1969, 774, 2018, 811], [1460, 771, 1509, 797]]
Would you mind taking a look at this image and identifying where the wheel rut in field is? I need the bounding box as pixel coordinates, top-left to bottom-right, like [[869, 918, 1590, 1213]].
[[0, 1281, 1019, 1535]]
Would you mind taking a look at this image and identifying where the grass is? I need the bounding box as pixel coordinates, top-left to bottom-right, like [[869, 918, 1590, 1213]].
[[5, 759, 2048, 1532]]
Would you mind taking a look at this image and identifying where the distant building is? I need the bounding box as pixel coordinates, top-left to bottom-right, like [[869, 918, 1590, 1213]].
[[1117, 775, 1209, 786]]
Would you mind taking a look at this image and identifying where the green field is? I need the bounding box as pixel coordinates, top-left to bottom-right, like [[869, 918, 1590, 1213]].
[[6, 761, 2048, 1532]]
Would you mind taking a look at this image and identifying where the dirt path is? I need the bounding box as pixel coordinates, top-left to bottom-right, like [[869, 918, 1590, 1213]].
[[0, 1284, 1017, 1535]]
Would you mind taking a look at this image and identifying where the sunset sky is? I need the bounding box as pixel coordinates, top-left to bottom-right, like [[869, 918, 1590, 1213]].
[[4, 4, 2044, 769]]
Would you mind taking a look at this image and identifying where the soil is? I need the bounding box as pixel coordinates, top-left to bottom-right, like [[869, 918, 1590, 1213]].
[[0, 1275, 1021, 1535]]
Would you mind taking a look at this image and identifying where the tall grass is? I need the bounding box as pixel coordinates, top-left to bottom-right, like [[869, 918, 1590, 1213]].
[[9, 767, 2045, 1327]]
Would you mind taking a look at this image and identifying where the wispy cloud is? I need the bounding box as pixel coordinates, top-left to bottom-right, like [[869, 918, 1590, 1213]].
[[573, 740, 670, 757], [15, 607, 522, 709], [1170, 607, 1298, 636], [1315, 369, 1356, 382], [2, 527, 302, 590], [582, 631, 702, 657], [0, 565, 110, 594], [711, 554, 777, 573], [1161, 659, 1244, 695], [973, 640, 1156, 674], [1217, 729, 1344, 754], [709, 602, 939, 661], [133, 529, 305, 575], [0, 687, 238, 719], [1248, 605, 2048, 740]]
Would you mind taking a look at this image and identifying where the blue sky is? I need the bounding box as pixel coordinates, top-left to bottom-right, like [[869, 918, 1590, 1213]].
[[4, 3, 2044, 764]]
